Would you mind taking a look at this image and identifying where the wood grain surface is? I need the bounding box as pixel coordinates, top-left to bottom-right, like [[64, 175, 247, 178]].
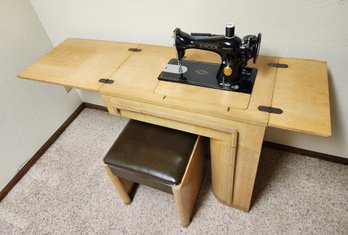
[[173, 136, 204, 227], [18, 38, 138, 91], [269, 58, 331, 136]]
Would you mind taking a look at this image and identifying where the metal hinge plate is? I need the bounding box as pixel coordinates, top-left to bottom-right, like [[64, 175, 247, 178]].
[[98, 78, 114, 84], [268, 63, 288, 68], [128, 48, 142, 52], [258, 105, 283, 114]]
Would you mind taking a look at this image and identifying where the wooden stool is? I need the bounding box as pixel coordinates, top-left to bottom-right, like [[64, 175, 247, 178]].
[[103, 120, 204, 227]]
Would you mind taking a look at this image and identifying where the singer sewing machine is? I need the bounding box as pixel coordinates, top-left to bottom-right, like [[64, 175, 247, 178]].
[[158, 24, 261, 94]]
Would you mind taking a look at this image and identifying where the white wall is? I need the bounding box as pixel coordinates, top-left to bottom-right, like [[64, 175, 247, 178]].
[[29, 0, 348, 158], [0, 0, 82, 190]]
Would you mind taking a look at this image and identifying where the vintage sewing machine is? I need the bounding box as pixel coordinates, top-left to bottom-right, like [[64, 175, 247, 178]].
[[158, 23, 261, 94]]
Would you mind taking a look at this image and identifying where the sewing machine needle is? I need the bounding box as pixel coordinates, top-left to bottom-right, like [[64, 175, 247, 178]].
[[178, 60, 183, 74]]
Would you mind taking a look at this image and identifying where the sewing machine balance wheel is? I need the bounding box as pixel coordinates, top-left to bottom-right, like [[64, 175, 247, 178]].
[[253, 33, 262, 63]]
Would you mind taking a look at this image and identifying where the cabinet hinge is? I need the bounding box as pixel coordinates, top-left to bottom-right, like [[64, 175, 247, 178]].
[[268, 63, 288, 68], [258, 106, 283, 114], [98, 78, 114, 84], [128, 48, 142, 52]]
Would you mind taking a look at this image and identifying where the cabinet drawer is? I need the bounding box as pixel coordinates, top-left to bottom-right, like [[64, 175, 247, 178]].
[[102, 95, 238, 148]]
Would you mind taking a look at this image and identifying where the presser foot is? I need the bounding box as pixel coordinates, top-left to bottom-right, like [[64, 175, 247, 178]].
[[163, 63, 188, 74]]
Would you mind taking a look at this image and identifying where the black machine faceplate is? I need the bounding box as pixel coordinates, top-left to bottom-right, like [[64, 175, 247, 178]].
[[158, 59, 257, 94]]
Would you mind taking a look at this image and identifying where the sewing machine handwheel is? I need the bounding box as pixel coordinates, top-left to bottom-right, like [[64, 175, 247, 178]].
[[253, 33, 262, 63]]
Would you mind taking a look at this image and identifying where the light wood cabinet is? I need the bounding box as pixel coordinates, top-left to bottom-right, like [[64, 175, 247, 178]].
[[18, 38, 331, 211]]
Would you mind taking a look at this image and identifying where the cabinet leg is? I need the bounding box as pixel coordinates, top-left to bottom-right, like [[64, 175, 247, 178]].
[[210, 138, 236, 205], [210, 125, 265, 211]]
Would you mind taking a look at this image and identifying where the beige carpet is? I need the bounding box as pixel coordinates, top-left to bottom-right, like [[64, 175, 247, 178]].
[[0, 108, 347, 234]]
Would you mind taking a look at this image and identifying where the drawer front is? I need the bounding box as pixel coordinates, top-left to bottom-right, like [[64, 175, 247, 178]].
[[103, 95, 238, 147]]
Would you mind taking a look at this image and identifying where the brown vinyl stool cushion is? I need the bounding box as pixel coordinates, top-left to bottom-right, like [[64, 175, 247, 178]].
[[103, 120, 197, 193]]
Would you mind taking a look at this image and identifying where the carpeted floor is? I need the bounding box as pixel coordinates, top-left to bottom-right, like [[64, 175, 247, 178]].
[[0, 108, 347, 234]]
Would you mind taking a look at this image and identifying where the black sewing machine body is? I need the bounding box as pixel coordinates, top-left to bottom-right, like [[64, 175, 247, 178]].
[[159, 58, 257, 94], [158, 24, 261, 94]]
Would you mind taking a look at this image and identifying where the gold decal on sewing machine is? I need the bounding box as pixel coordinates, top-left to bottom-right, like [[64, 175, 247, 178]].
[[195, 69, 208, 75]]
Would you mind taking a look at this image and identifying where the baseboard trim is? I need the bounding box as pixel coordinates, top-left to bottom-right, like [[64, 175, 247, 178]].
[[1, 102, 346, 202], [263, 141, 348, 165], [0, 103, 85, 202], [83, 102, 108, 112]]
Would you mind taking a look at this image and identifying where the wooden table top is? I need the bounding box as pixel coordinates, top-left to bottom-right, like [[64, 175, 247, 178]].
[[18, 38, 331, 137]]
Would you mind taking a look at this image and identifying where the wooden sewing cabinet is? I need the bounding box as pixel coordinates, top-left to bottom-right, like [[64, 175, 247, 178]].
[[18, 38, 331, 212]]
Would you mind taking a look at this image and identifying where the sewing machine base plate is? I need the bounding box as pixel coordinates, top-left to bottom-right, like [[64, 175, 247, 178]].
[[158, 59, 257, 94]]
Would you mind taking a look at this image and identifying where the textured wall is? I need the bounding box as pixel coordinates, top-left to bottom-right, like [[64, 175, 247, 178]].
[[0, 0, 82, 190], [29, 0, 348, 158]]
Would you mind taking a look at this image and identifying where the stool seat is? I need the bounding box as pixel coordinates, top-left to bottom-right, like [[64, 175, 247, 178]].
[[104, 120, 197, 193], [103, 120, 204, 227]]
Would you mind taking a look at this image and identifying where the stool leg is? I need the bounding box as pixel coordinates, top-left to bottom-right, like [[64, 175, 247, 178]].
[[172, 137, 204, 227], [103, 164, 135, 205]]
